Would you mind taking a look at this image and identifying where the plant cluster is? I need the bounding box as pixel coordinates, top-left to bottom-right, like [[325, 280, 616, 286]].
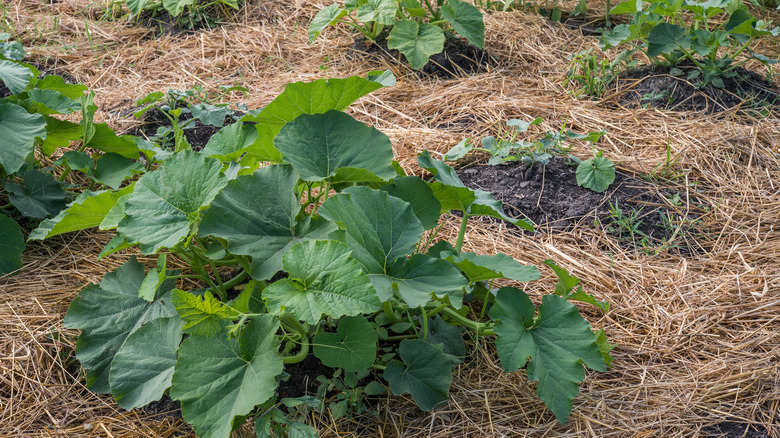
[[444, 118, 616, 193], [42, 72, 614, 438], [126, 0, 243, 29], [564, 48, 637, 99], [600, 0, 779, 87], [309, 0, 485, 69], [0, 35, 143, 276]]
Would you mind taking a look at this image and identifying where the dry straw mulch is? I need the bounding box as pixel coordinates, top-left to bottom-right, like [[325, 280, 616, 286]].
[[2, 0, 779, 436]]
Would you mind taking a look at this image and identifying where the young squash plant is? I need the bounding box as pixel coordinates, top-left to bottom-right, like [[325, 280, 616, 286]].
[[600, 0, 779, 87], [445, 118, 616, 193], [0, 35, 143, 276], [52, 72, 613, 438], [309, 0, 485, 69]]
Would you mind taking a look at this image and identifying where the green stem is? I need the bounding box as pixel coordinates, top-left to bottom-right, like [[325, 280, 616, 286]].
[[441, 306, 491, 334], [282, 337, 309, 364], [384, 334, 419, 341], [426, 303, 449, 318], [371, 364, 386, 371], [222, 269, 248, 291], [454, 214, 470, 254], [382, 301, 403, 324]]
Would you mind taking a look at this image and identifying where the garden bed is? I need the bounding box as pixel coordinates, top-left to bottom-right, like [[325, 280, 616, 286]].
[[2, 0, 780, 437]]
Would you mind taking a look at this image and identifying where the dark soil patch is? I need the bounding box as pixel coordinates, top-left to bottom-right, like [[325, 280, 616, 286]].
[[703, 420, 774, 437], [609, 63, 780, 116], [276, 354, 332, 400], [348, 34, 497, 78], [457, 157, 699, 252], [141, 395, 184, 422], [134, 5, 239, 38], [128, 106, 241, 151]]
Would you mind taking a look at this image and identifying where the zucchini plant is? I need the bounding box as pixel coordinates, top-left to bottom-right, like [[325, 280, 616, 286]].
[[445, 118, 616, 193], [0, 35, 143, 276], [48, 72, 613, 438], [600, 0, 779, 87], [309, 0, 485, 69]]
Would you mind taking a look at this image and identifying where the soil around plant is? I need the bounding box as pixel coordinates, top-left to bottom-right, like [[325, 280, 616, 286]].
[[457, 157, 699, 251], [128, 106, 243, 151], [349, 34, 497, 78], [704, 420, 775, 438], [608, 62, 780, 116]]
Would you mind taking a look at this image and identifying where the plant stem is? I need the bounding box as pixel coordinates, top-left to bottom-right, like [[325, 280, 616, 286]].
[[221, 269, 248, 291], [441, 306, 491, 334], [370, 364, 386, 371], [382, 301, 403, 324], [454, 214, 470, 254]]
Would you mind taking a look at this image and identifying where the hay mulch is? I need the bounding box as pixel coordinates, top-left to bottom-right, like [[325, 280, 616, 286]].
[[2, 0, 780, 436]]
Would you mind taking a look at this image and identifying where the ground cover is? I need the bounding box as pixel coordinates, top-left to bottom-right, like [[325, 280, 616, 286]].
[[1, 0, 779, 436]]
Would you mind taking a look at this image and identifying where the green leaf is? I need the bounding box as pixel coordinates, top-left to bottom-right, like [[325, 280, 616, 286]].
[[41, 117, 81, 155], [36, 74, 87, 99], [0, 102, 47, 173], [275, 110, 396, 182], [172, 289, 235, 336], [443, 138, 473, 161], [63, 257, 178, 393], [313, 315, 377, 372], [357, 0, 396, 25], [190, 103, 229, 127], [118, 151, 227, 254], [91, 153, 144, 189], [288, 422, 318, 438], [108, 316, 184, 409], [29, 185, 134, 240], [383, 340, 452, 411], [85, 123, 141, 159], [609, 0, 642, 14], [369, 254, 467, 308], [441, 0, 485, 49], [380, 176, 441, 230], [647, 23, 690, 57], [5, 170, 68, 219], [126, 0, 149, 14], [388, 20, 446, 69], [201, 122, 258, 161], [162, 0, 195, 16], [0, 36, 25, 61], [544, 259, 609, 312], [242, 73, 392, 161], [442, 251, 540, 283], [308, 4, 346, 43], [319, 186, 425, 274], [417, 151, 533, 231], [489, 288, 606, 423], [425, 316, 466, 368], [27, 89, 81, 115], [575, 156, 615, 193], [0, 59, 34, 94], [600, 24, 635, 48], [199, 165, 337, 281], [171, 315, 284, 438], [0, 215, 24, 275], [595, 329, 615, 368], [263, 240, 380, 324]]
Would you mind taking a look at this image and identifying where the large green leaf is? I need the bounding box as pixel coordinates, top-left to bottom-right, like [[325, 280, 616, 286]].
[[425, 316, 466, 368], [27, 89, 81, 115], [171, 315, 283, 438], [417, 151, 533, 231], [40, 117, 81, 155], [108, 316, 184, 409], [441, 0, 485, 49], [242, 73, 393, 161], [63, 257, 178, 393], [319, 186, 424, 274], [647, 23, 690, 57], [262, 240, 380, 324], [5, 170, 68, 219], [29, 185, 134, 240], [387, 20, 446, 69], [118, 151, 227, 254], [380, 176, 441, 230], [308, 4, 346, 43], [576, 156, 615, 193], [0, 215, 24, 275], [0, 102, 47, 173], [383, 340, 452, 411], [35, 75, 88, 99], [85, 123, 141, 159], [369, 254, 467, 308], [489, 288, 606, 423], [313, 315, 377, 372], [275, 110, 395, 182], [199, 165, 336, 281], [91, 153, 144, 189], [162, 0, 195, 16], [442, 251, 540, 283], [201, 122, 258, 161], [0, 60, 34, 94], [357, 0, 396, 25]]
